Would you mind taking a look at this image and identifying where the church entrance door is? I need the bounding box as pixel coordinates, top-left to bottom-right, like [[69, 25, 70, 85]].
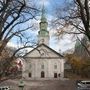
[[41, 71, 45, 78], [54, 73, 57, 78]]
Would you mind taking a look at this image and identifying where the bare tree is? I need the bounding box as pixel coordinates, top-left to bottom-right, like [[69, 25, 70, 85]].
[[0, 0, 39, 81], [0, 0, 38, 55], [52, 0, 90, 41]]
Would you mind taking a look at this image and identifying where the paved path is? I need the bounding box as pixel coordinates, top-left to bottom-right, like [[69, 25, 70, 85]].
[[0, 79, 77, 90]]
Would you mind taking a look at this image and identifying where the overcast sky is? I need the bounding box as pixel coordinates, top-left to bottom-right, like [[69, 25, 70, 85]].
[[8, 0, 77, 53], [36, 0, 76, 53]]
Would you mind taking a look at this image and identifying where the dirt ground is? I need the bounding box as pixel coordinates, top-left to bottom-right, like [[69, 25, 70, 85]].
[[0, 79, 77, 90]]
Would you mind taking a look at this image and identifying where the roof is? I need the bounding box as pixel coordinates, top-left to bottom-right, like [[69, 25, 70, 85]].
[[24, 44, 64, 58]]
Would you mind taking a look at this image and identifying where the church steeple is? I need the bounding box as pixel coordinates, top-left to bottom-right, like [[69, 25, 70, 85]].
[[40, 4, 48, 31], [41, 5, 47, 23], [38, 4, 49, 45]]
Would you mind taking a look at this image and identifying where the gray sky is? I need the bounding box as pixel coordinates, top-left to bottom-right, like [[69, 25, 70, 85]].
[[8, 0, 77, 53]]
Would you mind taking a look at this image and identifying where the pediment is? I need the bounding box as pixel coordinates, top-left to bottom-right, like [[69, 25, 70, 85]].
[[25, 44, 63, 58]]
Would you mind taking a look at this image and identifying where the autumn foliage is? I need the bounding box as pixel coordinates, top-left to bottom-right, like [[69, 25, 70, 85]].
[[65, 54, 90, 78]]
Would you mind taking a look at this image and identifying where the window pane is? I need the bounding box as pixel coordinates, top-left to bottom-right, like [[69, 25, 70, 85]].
[[54, 65, 57, 69], [41, 65, 44, 69], [30, 64, 32, 68]]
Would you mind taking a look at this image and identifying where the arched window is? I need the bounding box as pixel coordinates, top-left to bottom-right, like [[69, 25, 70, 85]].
[[54, 64, 57, 69], [29, 64, 32, 69], [41, 65, 44, 69], [41, 71, 45, 78], [28, 72, 32, 77]]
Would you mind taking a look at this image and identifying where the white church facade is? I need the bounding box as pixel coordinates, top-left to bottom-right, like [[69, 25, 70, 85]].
[[22, 6, 65, 80]]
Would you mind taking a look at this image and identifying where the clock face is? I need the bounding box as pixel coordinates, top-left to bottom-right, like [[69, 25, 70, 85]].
[[41, 39, 44, 43], [39, 39, 44, 44]]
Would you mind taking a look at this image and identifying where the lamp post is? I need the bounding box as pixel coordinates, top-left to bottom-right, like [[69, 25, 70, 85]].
[[18, 79, 24, 90]]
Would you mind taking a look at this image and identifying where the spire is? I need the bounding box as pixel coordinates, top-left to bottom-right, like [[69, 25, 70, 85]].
[[41, 3, 47, 23], [39, 3, 48, 31]]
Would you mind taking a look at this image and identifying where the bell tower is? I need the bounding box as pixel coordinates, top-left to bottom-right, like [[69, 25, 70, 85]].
[[38, 5, 49, 46]]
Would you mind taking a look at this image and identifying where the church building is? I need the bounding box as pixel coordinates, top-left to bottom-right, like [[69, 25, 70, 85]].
[[22, 6, 65, 80]]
